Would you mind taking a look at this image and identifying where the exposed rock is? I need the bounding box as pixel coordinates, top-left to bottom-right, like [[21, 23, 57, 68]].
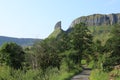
[[54, 21, 62, 30], [70, 13, 120, 27], [49, 13, 120, 38], [48, 21, 64, 38]]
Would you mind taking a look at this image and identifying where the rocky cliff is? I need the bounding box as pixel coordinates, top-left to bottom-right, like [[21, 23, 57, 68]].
[[48, 21, 64, 38], [70, 13, 120, 27], [54, 21, 62, 30]]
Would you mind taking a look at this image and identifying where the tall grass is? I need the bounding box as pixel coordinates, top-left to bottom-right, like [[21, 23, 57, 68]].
[[0, 64, 81, 80], [90, 69, 120, 80], [90, 69, 109, 80]]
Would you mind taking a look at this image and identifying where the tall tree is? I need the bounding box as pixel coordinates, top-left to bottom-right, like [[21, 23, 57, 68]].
[[111, 24, 120, 58], [103, 24, 120, 71], [69, 23, 93, 65], [32, 38, 61, 70], [0, 42, 25, 69]]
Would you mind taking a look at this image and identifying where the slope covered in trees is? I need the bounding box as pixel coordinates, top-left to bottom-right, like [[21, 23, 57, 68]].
[[0, 13, 120, 80], [0, 22, 119, 80]]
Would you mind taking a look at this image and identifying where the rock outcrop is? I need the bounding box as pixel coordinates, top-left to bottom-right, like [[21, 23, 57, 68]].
[[49, 13, 120, 38], [48, 21, 63, 38], [54, 21, 62, 30], [70, 13, 120, 27]]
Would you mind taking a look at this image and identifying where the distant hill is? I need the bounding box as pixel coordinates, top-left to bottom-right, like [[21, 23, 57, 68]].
[[0, 36, 41, 46]]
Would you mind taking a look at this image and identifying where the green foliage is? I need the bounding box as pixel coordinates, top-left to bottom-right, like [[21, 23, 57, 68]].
[[90, 69, 120, 80], [0, 65, 80, 80], [88, 60, 95, 68], [48, 27, 63, 38], [110, 69, 120, 80], [81, 59, 87, 65], [31, 38, 62, 70], [103, 24, 120, 71], [90, 69, 109, 80], [0, 42, 25, 69], [88, 26, 112, 45], [69, 23, 93, 65], [111, 24, 120, 58], [0, 22, 118, 80]]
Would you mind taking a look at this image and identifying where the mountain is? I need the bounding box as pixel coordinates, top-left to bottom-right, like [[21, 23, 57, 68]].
[[70, 13, 120, 28], [49, 13, 120, 38], [0, 36, 41, 46]]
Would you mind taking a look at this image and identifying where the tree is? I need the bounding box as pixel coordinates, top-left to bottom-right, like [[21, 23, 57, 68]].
[[56, 32, 71, 52], [0, 42, 25, 69], [32, 38, 61, 70], [111, 24, 120, 58], [69, 23, 93, 65], [103, 24, 120, 71]]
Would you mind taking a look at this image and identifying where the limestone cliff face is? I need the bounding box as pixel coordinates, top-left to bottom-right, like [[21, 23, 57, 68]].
[[70, 13, 120, 27]]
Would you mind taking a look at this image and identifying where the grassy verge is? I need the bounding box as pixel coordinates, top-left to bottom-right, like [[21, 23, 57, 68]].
[[90, 69, 109, 80], [0, 65, 82, 80], [90, 69, 120, 80]]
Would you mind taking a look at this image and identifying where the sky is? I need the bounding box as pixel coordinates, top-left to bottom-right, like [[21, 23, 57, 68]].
[[0, 0, 120, 39]]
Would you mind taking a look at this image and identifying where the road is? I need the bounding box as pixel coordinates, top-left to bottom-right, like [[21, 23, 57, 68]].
[[71, 68, 91, 80]]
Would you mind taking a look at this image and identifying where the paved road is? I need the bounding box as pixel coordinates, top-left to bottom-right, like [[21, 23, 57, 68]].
[[71, 68, 91, 80]]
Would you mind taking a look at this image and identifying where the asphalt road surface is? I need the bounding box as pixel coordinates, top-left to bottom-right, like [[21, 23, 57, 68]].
[[71, 68, 91, 80]]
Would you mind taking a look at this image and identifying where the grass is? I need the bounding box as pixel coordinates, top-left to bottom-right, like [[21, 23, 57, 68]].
[[0, 64, 81, 80], [90, 69, 109, 80], [109, 69, 120, 80], [48, 28, 63, 38], [90, 69, 120, 80]]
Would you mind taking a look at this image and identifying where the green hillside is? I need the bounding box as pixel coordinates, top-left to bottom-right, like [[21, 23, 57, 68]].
[[0, 14, 120, 80], [88, 25, 113, 45], [0, 23, 120, 80], [48, 28, 64, 38]]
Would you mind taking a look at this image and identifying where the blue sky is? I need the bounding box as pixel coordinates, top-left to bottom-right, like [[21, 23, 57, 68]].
[[0, 0, 120, 39]]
